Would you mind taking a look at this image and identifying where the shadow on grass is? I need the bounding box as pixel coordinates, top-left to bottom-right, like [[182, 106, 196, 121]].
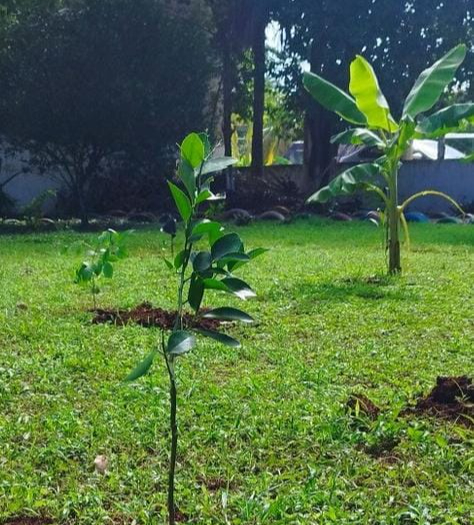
[[292, 275, 417, 304]]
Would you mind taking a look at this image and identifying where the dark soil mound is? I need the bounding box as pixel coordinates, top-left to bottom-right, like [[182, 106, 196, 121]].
[[92, 302, 222, 331], [347, 393, 380, 419], [404, 376, 474, 426]]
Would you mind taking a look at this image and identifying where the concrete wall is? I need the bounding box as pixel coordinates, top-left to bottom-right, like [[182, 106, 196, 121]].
[[0, 150, 59, 213], [398, 160, 474, 213]]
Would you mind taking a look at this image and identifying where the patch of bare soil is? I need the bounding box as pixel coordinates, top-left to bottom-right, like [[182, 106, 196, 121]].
[[92, 302, 222, 331], [404, 376, 474, 427], [347, 393, 380, 420]]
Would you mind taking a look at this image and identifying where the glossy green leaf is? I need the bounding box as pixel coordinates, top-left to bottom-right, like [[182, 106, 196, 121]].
[[416, 103, 474, 137], [196, 190, 213, 204], [125, 351, 156, 382], [203, 278, 229, 293], [193, 251, 212, 273], [230, 247, 268, 271], [181, 133, 205, 169], [203, 307, 254, 323], [195, 329, 241, 348], [198, 132, 211, 157], [167, 331, 196, 356], [163, 258, 174, 271], [188, 277, 204, 312], [307, 163, 381, 203], [349, 55, 398, 132], [201, 157, 237, 175], [178, 159, 196, 200], [211, 233, 243, 261], [331, 128, 385, 148], [403, 45, 467, 119], [303, 71, 367, 125], [174, 249, 186, 270], [103, 262, 114, 278], [222, 277, 256, 300], [168, 181, 192, 222]]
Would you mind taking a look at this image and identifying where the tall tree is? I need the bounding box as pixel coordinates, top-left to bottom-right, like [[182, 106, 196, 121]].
[[276, 0, 474, 190], [0, 0, 213, 225]]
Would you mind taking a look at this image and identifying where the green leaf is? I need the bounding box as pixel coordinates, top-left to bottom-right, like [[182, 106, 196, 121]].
[[202, 307, 254, 323], [230, 247, 268, 272], [75, 262, 94, 283], [196, 190, 213, 204], [203, 278, 230, 293], [125, 351, 156, 382], [193, 251, 212, 273], [181, 133, 205, 169], [201, 157, 237, 175], [331, 128, 385, 148], [168, 181, 192, 222], [222, 277, 256, 300], [191, 220, 223, 241], [247, 247, 269, 260], [416, 103, 474, 137], [211, 233, 243, 261], [219, 252, 250, 264], [198, 132, 211, 157], [178, 158, 196, 200], [349, 55, 398, 132], [174, 249, 186, 270], [303, 71, 367, 125], [195, 329, 241, 348], [103, 262, 114, 278], [403, 45, 467, 119], [307, 163, 381, 203], [163, 258, 174, 271], [167, 331, 196, 356], [188, 276, 204, 312]]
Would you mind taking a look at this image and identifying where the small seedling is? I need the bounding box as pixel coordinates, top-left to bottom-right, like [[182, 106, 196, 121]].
[[74, 229, 131, 309], [126, 132, 266, 525]]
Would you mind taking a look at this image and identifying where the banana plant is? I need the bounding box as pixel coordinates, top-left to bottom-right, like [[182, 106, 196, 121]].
[[126, 133, 265, 525], [304, 44, 473, 274]]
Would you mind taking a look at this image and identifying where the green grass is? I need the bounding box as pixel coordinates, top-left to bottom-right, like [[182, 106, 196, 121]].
[[0, 219, 473, 524]]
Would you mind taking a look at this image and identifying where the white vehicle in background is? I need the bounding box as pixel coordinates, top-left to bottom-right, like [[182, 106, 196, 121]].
[[337, 133, 473, 164]]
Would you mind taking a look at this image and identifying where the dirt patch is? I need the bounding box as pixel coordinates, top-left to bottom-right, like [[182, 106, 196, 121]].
[[404, 376, 474, 427], [92, 302, 222, 331], [197, 475, 230, 491], [3, 518, 53, 525], [347, 393, 380, 420], [174, 509, 188, 523]]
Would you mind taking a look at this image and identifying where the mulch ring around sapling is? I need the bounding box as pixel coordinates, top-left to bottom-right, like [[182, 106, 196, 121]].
[[403, 376, 474, 427], [92, 302, 223, 331]]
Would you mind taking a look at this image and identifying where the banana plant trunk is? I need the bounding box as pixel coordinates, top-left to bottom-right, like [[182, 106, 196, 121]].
[[387, 167, 401, 274]]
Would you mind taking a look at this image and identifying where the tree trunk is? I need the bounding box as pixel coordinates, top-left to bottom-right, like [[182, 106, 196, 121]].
[[76, 182, 89, 229], [251, 16, 266, 179], [304, 103, 335, 192], [222, 39, 235, 191], [222, 40, 233, 158], [304, 41, 337, 192]]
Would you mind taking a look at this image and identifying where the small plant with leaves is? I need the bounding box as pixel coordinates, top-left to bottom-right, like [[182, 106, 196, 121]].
[[126, 132, 265, 525], [304, 45, 472, 274], [74, 229, 131, 309]]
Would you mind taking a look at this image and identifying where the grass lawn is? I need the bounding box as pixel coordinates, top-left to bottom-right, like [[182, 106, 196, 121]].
[[0, 219, 473, 524]]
